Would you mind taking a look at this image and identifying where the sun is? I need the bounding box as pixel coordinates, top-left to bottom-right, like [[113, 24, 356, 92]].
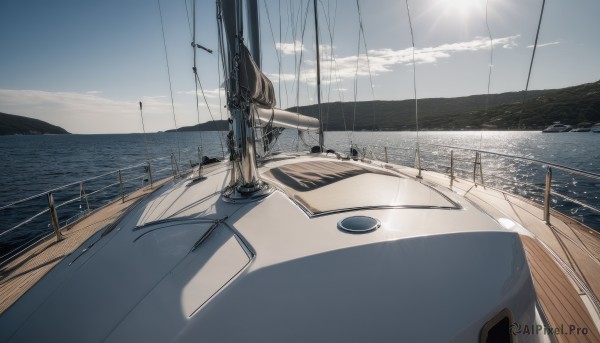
[[438, 0, 483, 17]]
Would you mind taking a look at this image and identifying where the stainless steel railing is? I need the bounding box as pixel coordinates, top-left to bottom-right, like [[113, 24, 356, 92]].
[[366, 143, 600, 230], [0, 150, 199, 267]]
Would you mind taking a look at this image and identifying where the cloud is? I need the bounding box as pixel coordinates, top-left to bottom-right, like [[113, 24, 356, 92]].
[[174, 88, 228, 124], [85, 90, 102, 94], [286, 35, 521, 84], [0, 89, 175, 134], [179, 88, 225, 99], [267, 73, 296, 82], [276, 41, 306, 55], [527, 41, 560, 48]]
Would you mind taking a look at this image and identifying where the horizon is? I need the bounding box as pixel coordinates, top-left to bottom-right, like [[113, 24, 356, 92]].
[[1, 0, 599, 134], [3, 78, 598, 135]]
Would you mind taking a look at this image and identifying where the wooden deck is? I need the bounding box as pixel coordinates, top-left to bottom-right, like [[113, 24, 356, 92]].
[[404, 167, 600, 341], [522, 236, 600, 342], [0, 178, 170, 314]]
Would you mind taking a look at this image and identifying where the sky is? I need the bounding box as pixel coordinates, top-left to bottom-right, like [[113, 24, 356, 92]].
[[1, 0, 599, 134]]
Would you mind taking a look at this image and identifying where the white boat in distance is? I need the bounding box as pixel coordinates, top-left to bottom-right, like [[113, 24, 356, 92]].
[[592, 123, 600, 133], [542, 122, 572, 133], [1, 1, 600, 342]]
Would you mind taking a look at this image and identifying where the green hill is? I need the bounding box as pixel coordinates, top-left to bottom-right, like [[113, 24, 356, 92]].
[[463, 81, 600, 129], [0, 112, 69, 135], [167, 120, 229, 132], [173, 81, 600, 132], [289, 81, 600, 131]]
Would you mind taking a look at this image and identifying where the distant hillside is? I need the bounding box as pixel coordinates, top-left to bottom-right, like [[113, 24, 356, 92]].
[[167, 120, 228, 132], [0, 112, 69, 135], [289, 81, 600, 131], [463, 81, 600, 129], [171, 81, 600, 132]]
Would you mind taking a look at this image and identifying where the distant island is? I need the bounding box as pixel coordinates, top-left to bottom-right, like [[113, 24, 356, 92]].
[[175, 80, 600, 132], [0, 112, 69, 135], [166, 120, 229, 132]]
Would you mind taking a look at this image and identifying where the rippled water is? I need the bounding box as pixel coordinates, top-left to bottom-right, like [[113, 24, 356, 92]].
[[1, 131, 599, 260]]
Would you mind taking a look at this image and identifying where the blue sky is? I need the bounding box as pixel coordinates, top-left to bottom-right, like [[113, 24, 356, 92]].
[[1, 0, 599, 134]]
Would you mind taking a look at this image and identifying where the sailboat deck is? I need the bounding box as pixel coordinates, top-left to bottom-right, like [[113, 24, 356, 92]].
[[1, 160, 599, 341], [522, 235, 600, 342], [396, 166, 600, 340], [0, 178, 171, 314]]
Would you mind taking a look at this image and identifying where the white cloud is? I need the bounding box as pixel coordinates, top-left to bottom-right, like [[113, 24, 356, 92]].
[[267, 73, 296, 82], [6, 36, 517, 131], [179, 88, 225, 99], [0, 89, 175, 134], [527, 41, 560, 48], [276, 41, 305, 55], [290, 35, 521, 83]]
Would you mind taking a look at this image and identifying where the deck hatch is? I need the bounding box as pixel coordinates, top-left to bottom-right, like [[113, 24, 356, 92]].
[[338, 216, 380, 233], [262, 160, 460, 216], [263, 160, 397, 192]]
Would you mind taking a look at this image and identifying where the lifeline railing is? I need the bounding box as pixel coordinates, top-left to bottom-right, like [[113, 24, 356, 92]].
[[372, 143, 600, 230], [0, 150, 201, 267], [358, 141, 600, 310], [378, 142, 600, 317]]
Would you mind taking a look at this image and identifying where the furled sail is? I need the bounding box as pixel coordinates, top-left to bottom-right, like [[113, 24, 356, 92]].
[[237, 43, 320, 132], [239, 45, 276, 108], [252, 105, 319, 132], [219, 0, 320, 135]]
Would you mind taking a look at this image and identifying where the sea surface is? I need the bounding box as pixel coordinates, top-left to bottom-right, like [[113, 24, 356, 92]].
[[1, 131, 599, 260]]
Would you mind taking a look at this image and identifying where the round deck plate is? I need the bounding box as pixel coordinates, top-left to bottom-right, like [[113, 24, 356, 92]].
[[337, 216, 380, 234]]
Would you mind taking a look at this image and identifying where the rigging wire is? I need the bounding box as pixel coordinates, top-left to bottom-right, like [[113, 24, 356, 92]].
[[217, 30, 224, 123], [520, 0, 546, 129], [191, 0, 226, 159], [138, 101, 151, 162], [355, 0, 377, 134], [216, 1, 230, 103], [319, 0, 349, 138], [262, 0, 289, 106], [351, 19, 361, 137], [294, 0, 311, 151], [191, 0, 205, 166], [320, 0, 336, 131], [293, 1, 310, 112], [157, 0, 182, 164], [215, 0, 232, 162], [312, 0, 325, 148], [278, 0, 282, 103], [184, 0, 193, 37], [193, 73, 226, 159], [481, 0, 494, 149], [290, 0, 300, 105], [278, 0, 293, 107], [404, 0, 421, 177], [350, 0, 376, 147]]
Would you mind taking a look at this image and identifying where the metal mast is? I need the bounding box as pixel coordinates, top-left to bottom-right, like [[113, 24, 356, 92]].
[[313, 0, 324, 149], [220, 0, 270, 200]]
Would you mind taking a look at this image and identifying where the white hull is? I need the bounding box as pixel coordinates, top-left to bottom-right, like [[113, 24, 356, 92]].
[[1, 155, 552, 342]]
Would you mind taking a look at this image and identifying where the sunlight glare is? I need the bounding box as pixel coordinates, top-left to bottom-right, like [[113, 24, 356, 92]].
[[439, 0, 483, 17]]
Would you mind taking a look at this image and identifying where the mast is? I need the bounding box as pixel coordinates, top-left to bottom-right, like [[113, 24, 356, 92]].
[[192, 0, 202, 179], [313, 0, 324, 149], [247, 0, 261, 67], [219, 0, 270, 199]]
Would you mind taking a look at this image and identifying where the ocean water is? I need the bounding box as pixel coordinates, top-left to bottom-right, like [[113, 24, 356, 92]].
[[1, 131, 599, 260]]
